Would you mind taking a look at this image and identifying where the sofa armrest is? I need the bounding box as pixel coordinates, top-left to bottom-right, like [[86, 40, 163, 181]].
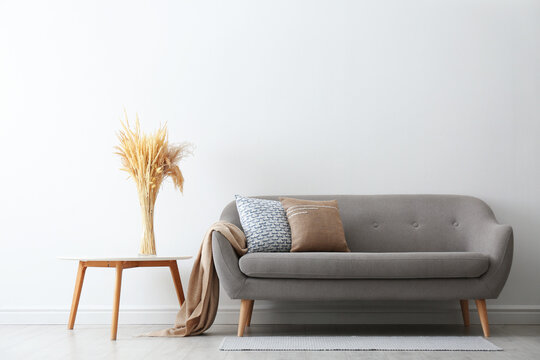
[[212, 231, 247, 299], [467, 223, 514, 297]]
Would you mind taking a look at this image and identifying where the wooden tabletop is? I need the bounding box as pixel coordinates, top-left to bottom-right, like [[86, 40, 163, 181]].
[[59, 255, 192, 261]]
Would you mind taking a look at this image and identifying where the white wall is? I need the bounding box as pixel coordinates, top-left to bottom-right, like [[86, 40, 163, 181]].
[[1, 0, 539, 325]]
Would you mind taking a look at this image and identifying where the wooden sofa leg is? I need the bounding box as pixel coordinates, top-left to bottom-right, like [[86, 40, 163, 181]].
[[459, 299, 470, 327], [246, 300, 254, 327], [237, 300, 251, 337], [475, 299, 490, 337]]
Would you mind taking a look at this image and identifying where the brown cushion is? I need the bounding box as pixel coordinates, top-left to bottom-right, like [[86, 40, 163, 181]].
[[279, 197, 350, 252]]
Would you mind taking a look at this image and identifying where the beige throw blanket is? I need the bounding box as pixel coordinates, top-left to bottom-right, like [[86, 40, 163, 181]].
[[147, 221, 247, 336]]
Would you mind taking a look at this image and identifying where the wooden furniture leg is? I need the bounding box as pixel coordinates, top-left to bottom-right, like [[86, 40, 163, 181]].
[[460, 299, 470, 327], [246, 300, 254, 327], [68, 261, 87, 330], [169, 261, 185, 306], [111, 262, 123, 340], [475, 299, 490, 337], [237, 299, 252, 337]]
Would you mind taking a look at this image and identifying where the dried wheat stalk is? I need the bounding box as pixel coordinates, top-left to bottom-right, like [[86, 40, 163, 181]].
[[115, 112, 192, 255]]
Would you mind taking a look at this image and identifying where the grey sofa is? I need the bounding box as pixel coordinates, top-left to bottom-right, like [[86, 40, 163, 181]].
[[212, 195, 513, 337]]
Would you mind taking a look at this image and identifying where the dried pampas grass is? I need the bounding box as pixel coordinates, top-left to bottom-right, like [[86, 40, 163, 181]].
[[115, 111, 192, 255]]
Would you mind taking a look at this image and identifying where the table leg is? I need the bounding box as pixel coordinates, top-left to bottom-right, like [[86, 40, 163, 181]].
[[169, 261, 185, 306], [111, 262, 123, 340], [68, 261, 86, 330]]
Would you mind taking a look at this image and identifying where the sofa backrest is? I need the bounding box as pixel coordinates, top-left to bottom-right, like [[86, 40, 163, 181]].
[[220, 195, 497, 252]]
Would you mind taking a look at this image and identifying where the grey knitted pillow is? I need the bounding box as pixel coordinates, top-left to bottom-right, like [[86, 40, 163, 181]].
[[235, 195, 292, 253]]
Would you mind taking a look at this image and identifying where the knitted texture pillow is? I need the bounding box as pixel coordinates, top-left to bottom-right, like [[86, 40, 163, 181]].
[[235, 195, 292, 253], [280, 197, 350, 252]]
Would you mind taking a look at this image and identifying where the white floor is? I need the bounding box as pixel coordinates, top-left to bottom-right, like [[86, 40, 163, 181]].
[[1, 324, 539, 360]]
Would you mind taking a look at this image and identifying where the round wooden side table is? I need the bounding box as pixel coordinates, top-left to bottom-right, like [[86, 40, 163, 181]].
[[59, 255, 192, 340]]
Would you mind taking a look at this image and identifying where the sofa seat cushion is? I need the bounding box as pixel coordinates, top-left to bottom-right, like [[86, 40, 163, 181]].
[[238, 252, 489, 279]]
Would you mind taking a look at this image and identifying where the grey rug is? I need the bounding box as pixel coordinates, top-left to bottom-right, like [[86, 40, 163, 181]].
[[220, 336, 502, 351]]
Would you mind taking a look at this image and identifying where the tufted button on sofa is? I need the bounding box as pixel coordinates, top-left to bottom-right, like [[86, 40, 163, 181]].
[[212, 195, 513, 337]]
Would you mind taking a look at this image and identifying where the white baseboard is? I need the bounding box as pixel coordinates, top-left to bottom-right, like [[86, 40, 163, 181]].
[[1, 305, 539, 325]]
